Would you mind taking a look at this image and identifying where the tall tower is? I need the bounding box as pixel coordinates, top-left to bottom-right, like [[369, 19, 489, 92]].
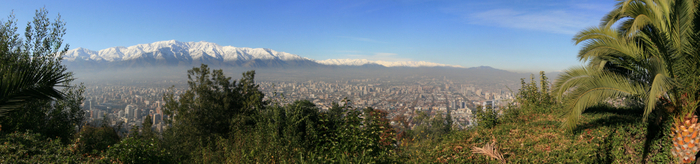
[[134, 108, 140, 120], [125, 105, 131, 119]]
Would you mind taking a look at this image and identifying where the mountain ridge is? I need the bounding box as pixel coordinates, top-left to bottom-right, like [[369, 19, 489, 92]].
[[64, 40, 310, 62], [64, 40, 471, 69]]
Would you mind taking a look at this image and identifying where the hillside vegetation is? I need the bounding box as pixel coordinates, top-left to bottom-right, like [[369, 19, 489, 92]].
[[0, 60, 677, 163], [402, 73, 674, 163], [3, 2, 696, 163]]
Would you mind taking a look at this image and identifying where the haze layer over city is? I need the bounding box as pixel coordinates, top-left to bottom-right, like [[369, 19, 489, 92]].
[[9, 0, 678, 163], [74, 61, 530, 131]]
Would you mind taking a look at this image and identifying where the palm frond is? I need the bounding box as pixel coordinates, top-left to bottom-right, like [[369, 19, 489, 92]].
[[556, 0, 700, 130], [552, 66, 595, 100], [574, 27, 644, 63], [471, 140, 505, 163], [0, 57, 69, 116], [561, 70, 646, 130]]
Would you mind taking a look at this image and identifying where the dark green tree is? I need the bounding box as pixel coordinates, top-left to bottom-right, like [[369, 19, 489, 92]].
[[0, 8, 85, 143], [431, 111, 452, 134], [135, 115, 156, 140], [73, 122, 120, 154], [410, 110, 453, 140], [258, 100, 321, 151], [0, 8, 72, 116], [161, 64, 265, 160]]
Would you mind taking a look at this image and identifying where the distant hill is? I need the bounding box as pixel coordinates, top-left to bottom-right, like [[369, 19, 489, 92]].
[[317, 58, 463, 68]]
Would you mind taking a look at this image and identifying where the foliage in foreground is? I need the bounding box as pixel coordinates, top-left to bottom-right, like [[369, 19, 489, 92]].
[[0, 59, 679, 163], [0, 102, 677, 163], [159, 64, 402, 163], [552, 0, 700, 162], [0, 8, 85, 145], [0, 131, 88, 163], [101, 137, 171, 164], [0, 6, 681, 163], [399, 72, 675, 163], [0, 7, 73, 116], [73, 123, 120, 155], [404, 104, 674, 163]]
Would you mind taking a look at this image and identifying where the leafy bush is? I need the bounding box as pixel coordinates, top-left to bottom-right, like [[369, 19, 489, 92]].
[[73, 124, 120, 155], [409, 110, 453, 141], [0, 131, 87, 163], [102, 137, 171, 164], [516, 71, 555, 113], [475, 107, 499, 129]]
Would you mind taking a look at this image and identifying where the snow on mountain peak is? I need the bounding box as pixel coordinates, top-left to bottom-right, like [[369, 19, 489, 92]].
[[64, 47, 98, 61], [64, 40, 460, 68], [64, 40, 308, 62]]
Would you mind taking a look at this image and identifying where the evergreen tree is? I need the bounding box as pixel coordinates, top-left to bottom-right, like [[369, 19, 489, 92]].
[[0, 8, 85, 143], [161, 64, 265, 160]]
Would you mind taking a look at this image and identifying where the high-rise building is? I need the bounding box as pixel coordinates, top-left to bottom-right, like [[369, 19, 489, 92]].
[[134, 108, 140, 120], [97, 110, 103, 119], [125, 105, 131, 118], [482, 100, 494, 109], [125, 104, 138, 120], [153, 113, 162, 125]]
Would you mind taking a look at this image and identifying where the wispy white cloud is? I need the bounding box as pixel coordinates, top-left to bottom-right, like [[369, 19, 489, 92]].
[[441, 1, 609, 35], [338, 36, 387, 44], [468, 8, 594, 35]]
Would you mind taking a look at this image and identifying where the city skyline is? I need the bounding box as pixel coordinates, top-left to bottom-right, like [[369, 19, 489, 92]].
[[81, 71, 515, 132]]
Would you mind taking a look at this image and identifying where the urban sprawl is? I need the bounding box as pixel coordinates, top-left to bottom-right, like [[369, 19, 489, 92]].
[[82, 76, 515, 134]]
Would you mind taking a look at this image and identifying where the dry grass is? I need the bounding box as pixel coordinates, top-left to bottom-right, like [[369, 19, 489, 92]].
[[471, 140, 505, 163]]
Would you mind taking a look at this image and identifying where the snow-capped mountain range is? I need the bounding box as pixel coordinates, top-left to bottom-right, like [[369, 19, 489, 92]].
[[63, 40, 462, 68]]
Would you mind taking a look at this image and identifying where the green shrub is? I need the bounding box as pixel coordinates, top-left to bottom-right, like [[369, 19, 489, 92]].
[[475, 107, 499, 129], [516, 71, 555, 113], [102, 137, 171, 164], [0, 131, 87, 163], [409, 110, 453, 141], [73, 124, 120, 155]]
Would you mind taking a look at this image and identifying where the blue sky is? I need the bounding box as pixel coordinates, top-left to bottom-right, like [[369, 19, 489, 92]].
[[2, 0, 616, 72]]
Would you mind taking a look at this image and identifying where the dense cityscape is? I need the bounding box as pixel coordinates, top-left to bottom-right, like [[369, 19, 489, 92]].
[[81, 75, 516, 133]]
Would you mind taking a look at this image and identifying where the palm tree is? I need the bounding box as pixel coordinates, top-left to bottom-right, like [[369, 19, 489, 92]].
[[0, 8, 71, 117], [0, 56, 70, 116], [553, 0, 700, 163]]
